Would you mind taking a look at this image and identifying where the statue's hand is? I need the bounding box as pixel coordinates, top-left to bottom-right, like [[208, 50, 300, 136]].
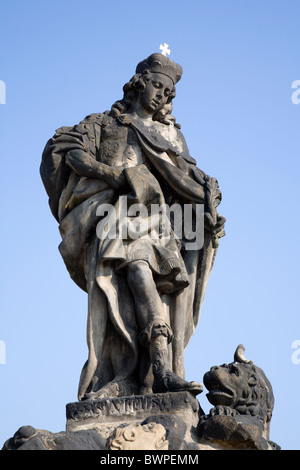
[[204, 213, 226, 248], [213, 214, 226, 235], [204, 213, 226, 233], [97, 162, 128, 191], [66, 150, 128, 191]]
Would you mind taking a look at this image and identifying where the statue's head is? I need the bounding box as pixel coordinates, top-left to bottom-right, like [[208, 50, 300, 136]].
[[110, 53, 183, 125], [203, 345, 275, 439], [135, 53, 182, 87], [107, 422, 169, 450]]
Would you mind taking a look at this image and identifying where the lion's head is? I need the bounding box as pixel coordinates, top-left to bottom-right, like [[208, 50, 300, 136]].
[[203, 345, 274, 439], [107, 422, 168, 450]]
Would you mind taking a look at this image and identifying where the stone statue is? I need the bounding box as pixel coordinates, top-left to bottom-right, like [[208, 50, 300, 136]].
[[198, 345, 280, 450], [40, 52, 225, 402]]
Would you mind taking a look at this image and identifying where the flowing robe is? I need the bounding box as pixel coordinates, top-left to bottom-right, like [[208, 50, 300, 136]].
[[40, 112, 223, 400]]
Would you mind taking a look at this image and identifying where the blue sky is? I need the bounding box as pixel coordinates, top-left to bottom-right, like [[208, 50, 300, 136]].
[[1, 0, 300, 450]]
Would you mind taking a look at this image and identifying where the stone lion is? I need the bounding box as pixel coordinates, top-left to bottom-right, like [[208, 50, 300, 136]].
[[107, 422, 169, 451], [201, 345, 276, 447]]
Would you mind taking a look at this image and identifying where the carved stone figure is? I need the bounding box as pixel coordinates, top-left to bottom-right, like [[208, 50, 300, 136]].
[[107, 422, 168, 450], [2, 426, 107, 450], [40, 52, 225, 401], [1, 52, 281, 453], [3, 423, 168, 451], [2, 347, 280, 451], [198, 345, 280, 450]]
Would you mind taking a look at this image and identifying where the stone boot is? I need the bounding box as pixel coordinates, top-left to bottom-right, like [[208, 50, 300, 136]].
[[150, 330, 202, 396]]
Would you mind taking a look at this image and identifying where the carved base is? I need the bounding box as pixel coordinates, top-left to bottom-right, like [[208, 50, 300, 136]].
[[66, 391, 202, 443], [2, 392, 280, 450]]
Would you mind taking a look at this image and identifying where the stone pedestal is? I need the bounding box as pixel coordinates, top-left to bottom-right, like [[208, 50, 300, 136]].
[[2, 391, 280, 450], [66, 391, 202, 445]]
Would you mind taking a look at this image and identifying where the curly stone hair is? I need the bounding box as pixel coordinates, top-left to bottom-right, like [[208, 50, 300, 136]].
[[233, 363, 274, 427]]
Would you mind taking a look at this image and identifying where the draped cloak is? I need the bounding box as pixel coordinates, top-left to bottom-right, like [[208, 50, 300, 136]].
[[40, 112, 223, 400]]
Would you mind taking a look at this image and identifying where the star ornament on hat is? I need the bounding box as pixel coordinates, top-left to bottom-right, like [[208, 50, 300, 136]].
[[136, 50, 183, 85]]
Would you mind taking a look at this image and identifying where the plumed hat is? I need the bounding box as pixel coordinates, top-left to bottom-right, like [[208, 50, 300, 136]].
[[136, 53, 183, 85]]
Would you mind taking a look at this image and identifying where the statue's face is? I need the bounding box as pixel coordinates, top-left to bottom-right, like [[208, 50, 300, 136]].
[[203, 362, 259, 407], [138, 73, 173, 115]]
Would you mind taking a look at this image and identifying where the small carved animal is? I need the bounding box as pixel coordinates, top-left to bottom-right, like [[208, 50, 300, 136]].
[[203, 345, 274, 439]]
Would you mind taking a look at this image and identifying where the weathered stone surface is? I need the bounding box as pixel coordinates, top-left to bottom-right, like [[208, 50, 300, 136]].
[[198, 413, 278, 450], [198, 345, 281, 450], [2, 392, 201, 451], [66, 391, 202, 443], [2, 51, 280, 452], [40, 52, 225, 403], [2, 427, 107, 450], [107, 422, 169, 450], [141, 414, 189, 450], [2, 385, 280, 450]]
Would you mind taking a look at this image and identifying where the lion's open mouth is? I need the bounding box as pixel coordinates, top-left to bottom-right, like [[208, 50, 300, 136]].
[[207, 383, 233, 399], [205, 378, 234, 405], [207, 388, 233, 398]]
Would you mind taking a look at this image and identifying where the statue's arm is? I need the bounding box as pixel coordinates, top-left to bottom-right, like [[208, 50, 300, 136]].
[[66, 149, 128, 190]]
